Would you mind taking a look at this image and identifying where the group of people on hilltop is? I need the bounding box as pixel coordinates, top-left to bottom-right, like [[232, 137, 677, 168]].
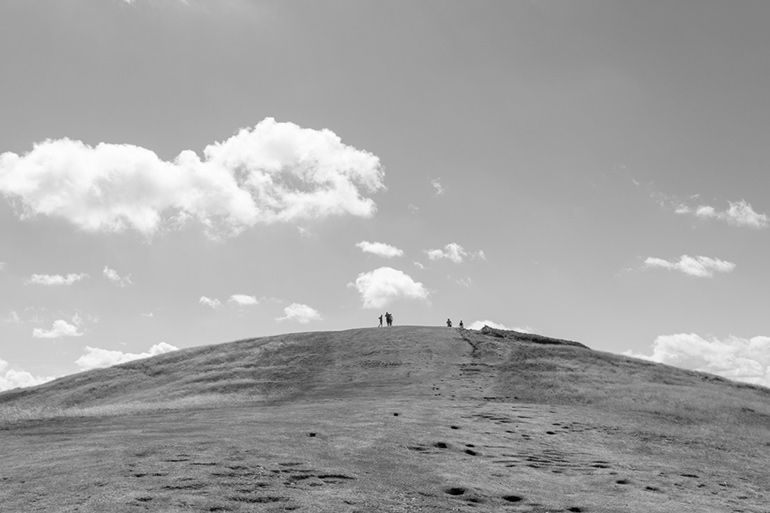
[[446, 319, 464, 329], [378, 312, 394, 327], [377, 312, 463, 329]]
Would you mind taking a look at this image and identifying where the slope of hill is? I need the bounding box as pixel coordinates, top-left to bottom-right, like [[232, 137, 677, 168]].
[[1, 326, 768, 513]]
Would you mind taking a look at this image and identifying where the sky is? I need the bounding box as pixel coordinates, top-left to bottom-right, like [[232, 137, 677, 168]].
[[2, 0, 770, 390]]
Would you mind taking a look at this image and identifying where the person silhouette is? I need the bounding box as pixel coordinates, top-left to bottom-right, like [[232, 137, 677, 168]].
[[459, 320, 464, 329], [385, 312, 392, 326], [446, 318, 452, 328], [378, 314, 383, 327]]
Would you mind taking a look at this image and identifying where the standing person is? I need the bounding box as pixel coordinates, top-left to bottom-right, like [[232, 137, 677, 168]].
[[378, 314, 383, 327], [446, 318, 452, 328], [386, 312, 392, 326], [459, 320, 464, 329]]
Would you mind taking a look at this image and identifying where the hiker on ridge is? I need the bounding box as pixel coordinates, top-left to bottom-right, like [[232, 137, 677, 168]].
[[386, 312, 393, 326], [446, 318, 452, 328], [378, 314, 383, 327], [459, 320, 464, 329]]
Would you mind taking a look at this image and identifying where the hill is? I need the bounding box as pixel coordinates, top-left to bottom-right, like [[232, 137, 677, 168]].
[[1, 326, 769, 512]]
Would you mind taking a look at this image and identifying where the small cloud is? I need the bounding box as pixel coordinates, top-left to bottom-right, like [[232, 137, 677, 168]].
[[408, 204, 419, 213], [276, 303, 322, 324], [426, 244, 484, 264], [0, 358, 56, 391], [625, 333, 770, 387], [643, 255, 736, 278], [103, 266, 133, 287], [140, 312, 154, 318], [32, 318, 83, 339], [0, 262, 5, 270], [2, 310, 20, 323], [27, 273, 88, 286], [199, 296, 222, 309], [413, 261, 426, 270], [229, 294, 258, 306], [674, 199, 767, 229], [431, 178, 445, 196], [75, 342, 179, 371], [349, 267, 429, 309], [449, 276, 473, 287], [356, 241, 405, 258]]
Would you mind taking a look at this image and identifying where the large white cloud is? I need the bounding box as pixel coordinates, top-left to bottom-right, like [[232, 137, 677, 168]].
[[0, 118, 384, 237], [643, 255, 735, 278], [676, 200, 768, 229], [356, 241, 404, 258], [27, 273, 88, 286], [0, 358, 56, 391], [625, 334, 770, 387], [75, 342, 179, 371], [276, 303, 322, 324], [350, 267, 429, 309], [32, 318, 83, 339]]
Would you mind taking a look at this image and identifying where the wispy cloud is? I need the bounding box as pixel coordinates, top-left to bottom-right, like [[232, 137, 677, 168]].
[[276, 303, 322, 324], [229, 294, 258, 306], [431, 178, 445, 196], [625, 333, 770, 387], [349, 267, 429, 309], [2, 311, 20, 324], [27, 273, 88, 286], [667, 198, 768, 229], [356, 241, 404, 258], [643, 255, 736, 278], [32, 316, 84, 339], [199, 296, 222, 309], [0, 358, 56, 391], [103, 266, 132, 287], [425, 243, 485, 264], [0, 118, 384, 238], [75, 342, 179, 371]]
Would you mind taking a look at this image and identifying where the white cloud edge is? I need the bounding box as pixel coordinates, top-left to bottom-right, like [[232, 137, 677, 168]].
[[624, 333, 770, 388], [349, 267, 429, 309], [276, 303, 322, 323], [355, 241, 405, 258]]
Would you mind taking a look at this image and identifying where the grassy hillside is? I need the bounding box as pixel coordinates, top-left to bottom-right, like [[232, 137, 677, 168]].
[[1, 326, 769, 512]]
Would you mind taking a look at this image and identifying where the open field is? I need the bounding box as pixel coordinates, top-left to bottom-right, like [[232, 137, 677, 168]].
[[2, 326, 769, 512]]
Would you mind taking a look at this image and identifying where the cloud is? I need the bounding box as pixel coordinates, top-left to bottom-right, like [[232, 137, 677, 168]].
[[356, 241, 404, 258], [0, 358, 56, 391], [229, 294, 258, 306], [0, 262, 5, 270], [32, 317, 83, 339], [350, 267, 429, 309], [75, 342, 179, 371], [2, 311, 20, 323], [425, 243, 484, 264], [0, 118, 385, 238], [276, 303, 322, 323], [467, 320, 536, 333], [199, 296, 222, 309], [431, 178, 445, 196], [643, 255, 736, 278], [676, 200, 768, 229], [103, 266, 132, 287], [625, 333, 770, 387], [27, 273, 88, 286]]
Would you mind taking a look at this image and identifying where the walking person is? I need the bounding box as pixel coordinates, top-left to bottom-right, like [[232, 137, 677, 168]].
[[378, 314, 383, 327], [446, 318, 452, 328]]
